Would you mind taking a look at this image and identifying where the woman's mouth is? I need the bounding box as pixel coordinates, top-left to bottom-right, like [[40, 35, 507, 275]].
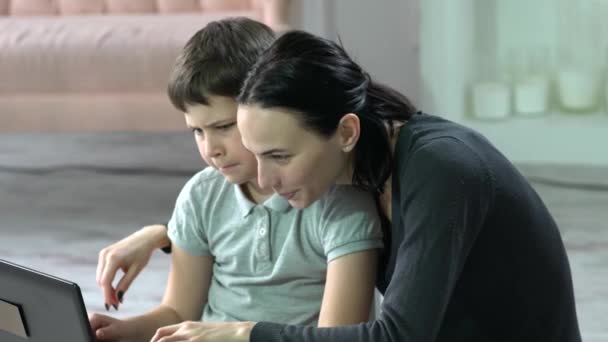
[[279, 190, 297, 200]]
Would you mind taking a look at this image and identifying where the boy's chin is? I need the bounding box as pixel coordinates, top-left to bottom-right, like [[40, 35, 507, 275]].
[[222, 173, 248, 185]]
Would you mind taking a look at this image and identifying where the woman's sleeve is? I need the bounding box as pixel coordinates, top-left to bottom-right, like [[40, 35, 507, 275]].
[[251, 137, 494, 342]]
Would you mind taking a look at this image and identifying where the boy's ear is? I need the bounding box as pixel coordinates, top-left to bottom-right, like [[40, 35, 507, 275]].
[[337, 113, 360, 152]]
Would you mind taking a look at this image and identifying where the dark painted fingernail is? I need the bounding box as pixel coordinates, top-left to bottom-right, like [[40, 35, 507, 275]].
[[105, 303, 109, 311], [112, 304, 118, 310], [117, 291, 124, 303]]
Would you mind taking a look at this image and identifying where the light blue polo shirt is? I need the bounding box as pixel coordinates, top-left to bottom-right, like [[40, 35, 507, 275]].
[[168, 167, 383, 325]]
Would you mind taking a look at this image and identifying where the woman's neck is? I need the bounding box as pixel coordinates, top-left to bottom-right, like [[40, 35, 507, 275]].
[[335, 119, 405, 186], [335, 152, 355, 185], [336, 120, 405, 217], [380, 121, 405, 220]]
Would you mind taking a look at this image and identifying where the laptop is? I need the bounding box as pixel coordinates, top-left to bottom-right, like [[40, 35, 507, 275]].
[[0, 259, 94, 341]]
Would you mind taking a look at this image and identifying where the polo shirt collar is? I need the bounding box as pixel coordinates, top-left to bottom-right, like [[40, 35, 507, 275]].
[[234, 185, 292, 217], [264, 193, 291, 213]]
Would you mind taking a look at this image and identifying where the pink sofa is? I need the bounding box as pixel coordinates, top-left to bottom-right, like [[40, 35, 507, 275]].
[[0, 0, 288, 132]]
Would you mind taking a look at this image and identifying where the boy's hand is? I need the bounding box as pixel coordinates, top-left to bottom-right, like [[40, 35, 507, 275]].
[[89, 313, 134, 341], [96, 224, 169, 310]]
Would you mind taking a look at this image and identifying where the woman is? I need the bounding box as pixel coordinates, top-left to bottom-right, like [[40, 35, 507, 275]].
[[125, 30, 582, 341]]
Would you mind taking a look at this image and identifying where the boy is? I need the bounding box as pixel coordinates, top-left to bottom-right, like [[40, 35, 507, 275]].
[[89, 18, 382, 342]]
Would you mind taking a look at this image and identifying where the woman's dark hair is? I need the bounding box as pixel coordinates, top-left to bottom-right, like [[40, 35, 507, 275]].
[[238, 30, 417, 195]]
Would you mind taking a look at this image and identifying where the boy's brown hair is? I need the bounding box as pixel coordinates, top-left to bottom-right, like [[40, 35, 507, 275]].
[[168, 17, 275, 112]]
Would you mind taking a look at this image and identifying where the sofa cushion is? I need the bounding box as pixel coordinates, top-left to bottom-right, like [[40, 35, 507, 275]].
[[10, 0, 57, 15], [0, 12, 258, 93], [106, 0, 156, 14], [199, 0, 251, 11], [157, 0, 199, 13], [0, 0, 9, 15], [58, 0, 105, 15], [2, 0, 260, 16]]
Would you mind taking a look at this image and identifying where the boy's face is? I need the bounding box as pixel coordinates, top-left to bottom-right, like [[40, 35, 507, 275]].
[[185, 97, 258, 185]]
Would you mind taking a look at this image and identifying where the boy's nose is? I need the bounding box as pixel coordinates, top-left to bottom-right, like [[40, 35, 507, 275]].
[[204, 139, 223, 158]]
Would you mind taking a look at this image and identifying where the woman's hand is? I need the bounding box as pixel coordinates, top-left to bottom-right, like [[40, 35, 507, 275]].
[[150, 321, 255, 342], [96, 224, 170, 310]]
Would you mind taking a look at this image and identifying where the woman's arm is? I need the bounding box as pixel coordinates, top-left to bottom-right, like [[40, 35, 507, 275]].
[[248, 139, 493, 341], [149, 140, 492, 342], [317, 249, 378, 327], [147, 250, 380, 341]]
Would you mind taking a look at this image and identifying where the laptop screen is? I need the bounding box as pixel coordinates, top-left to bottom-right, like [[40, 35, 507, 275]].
[[0, 259, 94, 342]]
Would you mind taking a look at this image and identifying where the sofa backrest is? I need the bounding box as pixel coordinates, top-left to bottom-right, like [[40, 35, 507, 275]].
[[0, 0, 257, 16]]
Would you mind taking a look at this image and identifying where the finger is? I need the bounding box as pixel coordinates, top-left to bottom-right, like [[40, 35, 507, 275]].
[[89, 314, 125, 341], [157, 332, 190, 342], [97, 248, 117, 307], [89, 313, 111, 331], [95, 324, 121, 341], [157, 335, 188, 342], [114, 263, 142, 303], [100, 281, 117, 310], [99, 254, 122, 306], [151, 324, 181, 342], [96, 248, 108, 286]]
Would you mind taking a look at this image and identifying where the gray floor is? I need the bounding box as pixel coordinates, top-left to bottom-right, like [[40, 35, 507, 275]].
[[0, 133, 606, 341]]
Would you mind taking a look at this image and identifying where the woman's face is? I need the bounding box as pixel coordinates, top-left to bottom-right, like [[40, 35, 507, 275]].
[[237, 105, 351, 209]]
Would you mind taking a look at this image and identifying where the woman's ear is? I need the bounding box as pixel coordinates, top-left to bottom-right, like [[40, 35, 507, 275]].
[[337, 113, 360, 152]]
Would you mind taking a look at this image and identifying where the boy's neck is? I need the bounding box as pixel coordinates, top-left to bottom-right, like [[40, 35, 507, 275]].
[[241, 181, 274, 204]]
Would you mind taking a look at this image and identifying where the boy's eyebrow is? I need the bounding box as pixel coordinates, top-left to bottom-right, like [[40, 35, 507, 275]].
[[187, 119, 234, 129]]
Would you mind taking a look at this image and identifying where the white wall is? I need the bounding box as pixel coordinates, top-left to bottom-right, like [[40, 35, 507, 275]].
[[292, 0, 422, 106], [290, 0, 608, 166]]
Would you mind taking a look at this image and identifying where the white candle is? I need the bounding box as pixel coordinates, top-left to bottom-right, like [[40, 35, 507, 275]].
[[472, 82, 511, 120], [605, 80, 608, 114], [514, 76, 549, 115], [557, 69, 599, 112]]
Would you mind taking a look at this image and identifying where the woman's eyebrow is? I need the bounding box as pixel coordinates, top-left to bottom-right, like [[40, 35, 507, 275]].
[[260, 148, 288, 156]]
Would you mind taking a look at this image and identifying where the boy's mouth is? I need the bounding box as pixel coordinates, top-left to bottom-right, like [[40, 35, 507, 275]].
[[219, 163, 238, 171]]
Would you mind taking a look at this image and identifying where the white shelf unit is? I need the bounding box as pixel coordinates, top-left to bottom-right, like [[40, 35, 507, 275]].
[[459, 112, 608, 166], [419, 0, 608, 166]]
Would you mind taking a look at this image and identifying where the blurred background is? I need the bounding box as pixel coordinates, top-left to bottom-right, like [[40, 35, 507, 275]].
[[1, 0, 606, 341]]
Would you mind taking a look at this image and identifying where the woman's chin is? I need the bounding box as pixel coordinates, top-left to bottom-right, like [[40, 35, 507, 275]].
[[288, 196, 313, 209]]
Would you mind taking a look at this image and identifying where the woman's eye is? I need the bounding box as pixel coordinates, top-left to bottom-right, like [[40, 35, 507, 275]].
[[192, 128, 203, 136]]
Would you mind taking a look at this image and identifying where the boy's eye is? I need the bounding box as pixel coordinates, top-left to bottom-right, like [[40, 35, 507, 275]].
[[192, 128, 203, 136], [216, 122, 235, 130], [272, 155, 290, 162]]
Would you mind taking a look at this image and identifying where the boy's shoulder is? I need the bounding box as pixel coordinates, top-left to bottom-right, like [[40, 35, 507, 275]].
[[191, 166, 226, 184], [308, 185, 382, 246], [311, 185, 376, 212], [180, 166, 232, 198]]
